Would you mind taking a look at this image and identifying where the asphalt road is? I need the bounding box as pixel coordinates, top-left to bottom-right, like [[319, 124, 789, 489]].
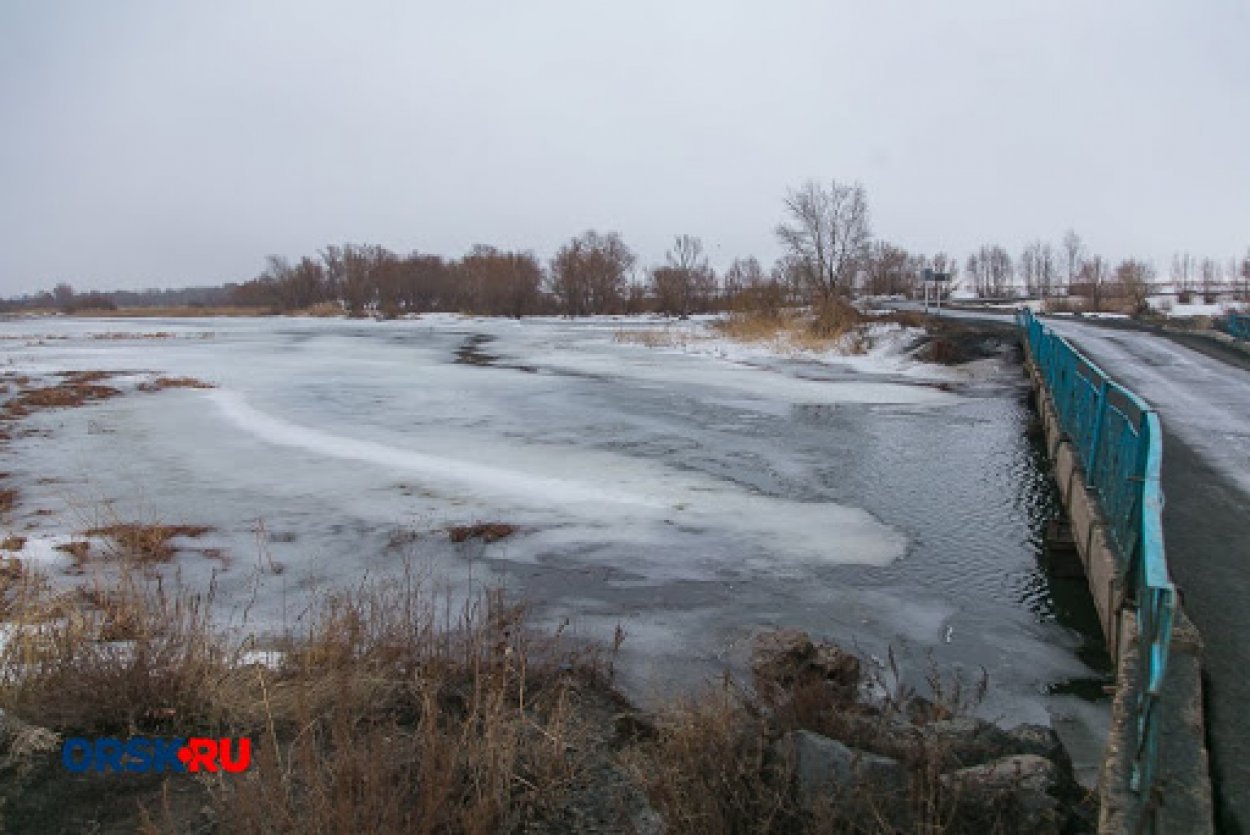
[[1030, 317, 1250, 833]]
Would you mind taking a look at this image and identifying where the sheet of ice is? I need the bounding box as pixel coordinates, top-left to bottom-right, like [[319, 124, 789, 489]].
[[0, 314, 1110, 758]]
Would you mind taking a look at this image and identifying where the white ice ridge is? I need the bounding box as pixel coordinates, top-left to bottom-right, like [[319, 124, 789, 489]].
[[208, 388, 906, 567], [208, 388, 660, 509]]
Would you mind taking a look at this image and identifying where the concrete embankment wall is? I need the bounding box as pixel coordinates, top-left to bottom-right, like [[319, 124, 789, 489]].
[[1020, 343, 1213, 834]]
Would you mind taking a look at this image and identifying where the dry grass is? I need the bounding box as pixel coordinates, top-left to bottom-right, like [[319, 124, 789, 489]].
[[623, 685, 800, 834], [613, 328, 693, 348], [0, 563, 617, 833], [448, 522, 518, 543], [0, 488, 18, 513], [298, 301, 346, 317], [715, 309, 791, 342], [2, 535, 27, 551], [69, 306, 273, 318], [85, 523, 213, 564], [89, 331, 177, 340], [137, 376, 215, 392], [3, 374, 123, 418], [713, 300, 874, 356]]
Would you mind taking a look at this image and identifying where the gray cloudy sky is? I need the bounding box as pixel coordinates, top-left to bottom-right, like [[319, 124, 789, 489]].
[[2, 1, 1247, 295]]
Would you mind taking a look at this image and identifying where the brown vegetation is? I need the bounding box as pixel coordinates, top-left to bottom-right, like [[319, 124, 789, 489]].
[[712, 300, 873, 355], [0, 569, 629, 833], [85, 523, 213, 564], [0, 557, 1090, 833], [0, 488, 17, 513], [3, 373, 123, 418], [137, 376, 215, 392], [448, 522, 518, 543], [72, 305, 272, 318]]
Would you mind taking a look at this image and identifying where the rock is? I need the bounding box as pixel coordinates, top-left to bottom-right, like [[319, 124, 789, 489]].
[[613, 711, 658, 743], [775, 730, 908, 796], [942, 754, 1066, 835], [630, 805, 667, 835], [1006, 724, 1074, 780], [752, 629, 860, 704], [0, 708, 59, 772], [921, 717, 1020, 770]]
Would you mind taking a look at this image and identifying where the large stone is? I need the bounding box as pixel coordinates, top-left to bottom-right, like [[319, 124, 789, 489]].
[[752, 629, 860, 704], [1006, 723, 1075, 782], [0, 708, 59, 774], [942, 754, 1066, 835], [775, 730, 908, 795]]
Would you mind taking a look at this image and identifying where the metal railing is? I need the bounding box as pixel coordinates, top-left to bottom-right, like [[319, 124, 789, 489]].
[[1221, 312, 1250, 341], [1017, 308, 1176, 798]]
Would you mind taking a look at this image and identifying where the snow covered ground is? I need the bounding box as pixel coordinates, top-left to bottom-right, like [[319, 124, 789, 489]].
[[0, 314, 1110, 777]]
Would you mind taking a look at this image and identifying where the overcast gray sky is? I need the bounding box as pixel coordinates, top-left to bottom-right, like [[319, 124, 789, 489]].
[[1, 0, 1247, 295]]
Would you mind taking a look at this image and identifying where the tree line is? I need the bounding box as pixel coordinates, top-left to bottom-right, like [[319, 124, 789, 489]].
[[9, 179, 1250, 316]]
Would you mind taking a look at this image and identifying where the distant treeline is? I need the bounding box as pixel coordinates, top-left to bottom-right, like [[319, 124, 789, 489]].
[[7, 179, 1249, 317]]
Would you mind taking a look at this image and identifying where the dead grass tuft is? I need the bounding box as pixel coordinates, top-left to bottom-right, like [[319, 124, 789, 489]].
[[713, 309, 792, 342], [6, 375, 122, 415], [623, 684, 801, 833], [613, 328, 691, 348], [85, 523, 213, 564], [448, 522, 518, 543], [298, 301, 346, 317], [2, 535, 27, 551], [137, 376, 215, 392], [0, 488, 18, 513], [806, 297, 865, 340]]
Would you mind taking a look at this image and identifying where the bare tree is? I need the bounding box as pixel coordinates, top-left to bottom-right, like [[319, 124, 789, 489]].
[[52, 282, 76, 312], [460, 246, 544, 317], [965, 251, 990, 297], [966, 245, 1013, 297], [549, 230, 635, 316], [723, 256, 785, 313], [1061, 230, 1085, 295], [1114, 258, 1155, 313], [775, 179, 870, 300], [986, 246, 1014, 297], [863, 242, 913, 297], [1076, 254, 1111, 311], [1200, 257, 1221, 303], [1020, 241, 1057, 297], [1170, 252, 1197, 300], [722, 256, 765, 298], [651, 235, 716, 317], [1240, 250, 1250, 301]]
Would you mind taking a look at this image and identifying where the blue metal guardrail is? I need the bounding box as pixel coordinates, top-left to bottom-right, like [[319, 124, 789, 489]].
[[1017, 308, 1176, 799], [1221, 311, 1250, 341]]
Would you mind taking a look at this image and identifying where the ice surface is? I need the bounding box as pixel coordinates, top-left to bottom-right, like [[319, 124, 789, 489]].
[[0, 314, 1109, 757]]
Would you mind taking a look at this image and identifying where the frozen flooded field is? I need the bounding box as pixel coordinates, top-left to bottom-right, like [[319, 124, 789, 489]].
[[0, 315, 1109, 776]]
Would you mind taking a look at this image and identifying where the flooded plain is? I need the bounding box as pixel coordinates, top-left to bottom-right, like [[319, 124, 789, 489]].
[[0, 314, 1110, 780]]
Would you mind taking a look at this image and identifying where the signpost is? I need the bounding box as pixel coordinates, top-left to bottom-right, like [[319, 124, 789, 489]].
[[922, 268, 952, 315]]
